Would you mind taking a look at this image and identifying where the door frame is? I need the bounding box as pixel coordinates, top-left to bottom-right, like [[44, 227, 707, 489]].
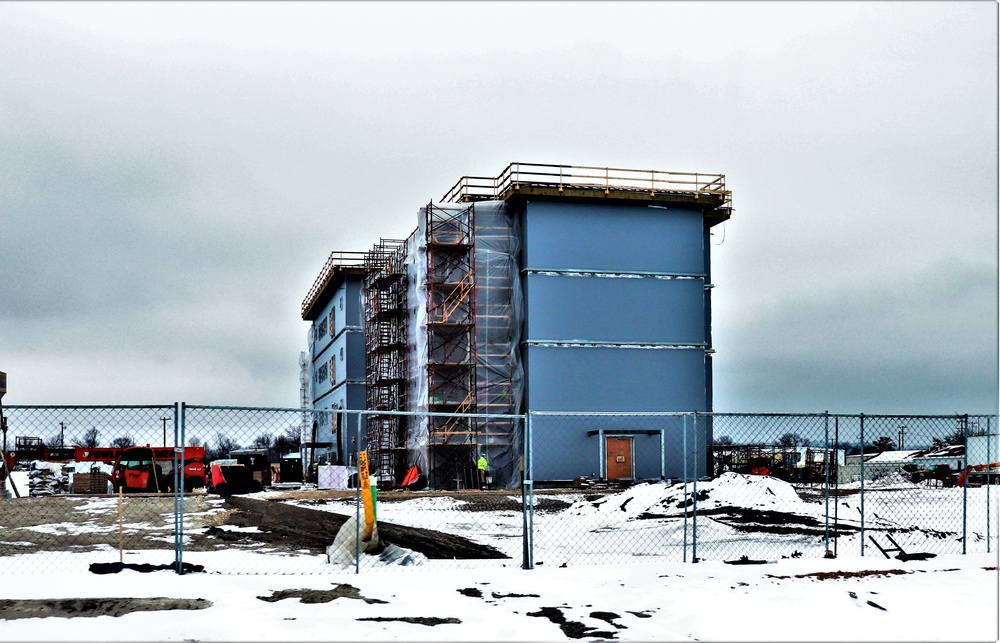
[[604, 435, 634, 481]]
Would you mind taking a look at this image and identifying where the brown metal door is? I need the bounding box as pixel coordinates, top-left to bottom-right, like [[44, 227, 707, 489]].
[[606, 437, 633, 480]]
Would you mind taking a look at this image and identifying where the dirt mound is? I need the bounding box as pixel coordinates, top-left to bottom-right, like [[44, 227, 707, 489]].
[[0, 597, 211, 620]]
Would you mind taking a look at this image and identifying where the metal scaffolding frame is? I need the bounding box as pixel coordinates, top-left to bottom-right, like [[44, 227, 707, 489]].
[[424, 203, 478, 486], [363, 238, 409, 483]]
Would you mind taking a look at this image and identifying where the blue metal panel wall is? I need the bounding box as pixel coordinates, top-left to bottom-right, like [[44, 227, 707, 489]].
[[310, 277, 366, 409], [345, 331, 366, 381], [310, 294, 336, 405], [527, 275, 705, 344], [529, 415, 708, 481], [524, 201, 704, 273], [521, 199, 712, 481], [526, 346, 707, 412]]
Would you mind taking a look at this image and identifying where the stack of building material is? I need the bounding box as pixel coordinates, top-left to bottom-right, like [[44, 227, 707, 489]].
[[27, 461, 70, 496]]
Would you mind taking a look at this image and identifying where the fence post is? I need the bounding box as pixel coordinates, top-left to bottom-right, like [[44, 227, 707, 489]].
[[834, 415, 840, 558], [988, 415, 993, 554], [522, 412, 534, 570], [354, 411, 362, 574], [860, 413, 865, 557], [521, 420, 528, 569], [692, 412, 699, 563], [174, 402, 185, 574], [824, 411, 830, 555], [526, 414, 535, 569], [962, 414, 968, 555], [682, 413, 688, 563]]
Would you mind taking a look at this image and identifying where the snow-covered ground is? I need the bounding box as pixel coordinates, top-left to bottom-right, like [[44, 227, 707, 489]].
[[0, 550, 995, 641], [0, 470, 997, 640]]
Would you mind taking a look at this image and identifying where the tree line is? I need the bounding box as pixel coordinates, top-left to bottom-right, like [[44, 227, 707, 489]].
[[712, 429, 966, 455], [51, 426, 302, 463]]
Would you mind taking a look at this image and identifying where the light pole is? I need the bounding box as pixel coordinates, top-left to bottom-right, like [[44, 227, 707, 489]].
[[162, 416, 168, 447], [60, 422, 65, 449]]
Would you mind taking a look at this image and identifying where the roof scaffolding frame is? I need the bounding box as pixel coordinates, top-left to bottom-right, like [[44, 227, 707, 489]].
[[440, 161, 733, 225]]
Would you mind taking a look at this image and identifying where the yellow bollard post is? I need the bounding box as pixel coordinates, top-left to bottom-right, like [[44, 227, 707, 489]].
[[357, 451, 376, 540]]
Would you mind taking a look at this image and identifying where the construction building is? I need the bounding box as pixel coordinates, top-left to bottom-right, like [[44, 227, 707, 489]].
[[300, 252, 366, 472], [301, 162, 733, 488]]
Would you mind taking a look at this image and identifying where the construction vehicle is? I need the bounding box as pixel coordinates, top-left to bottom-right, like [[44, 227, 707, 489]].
[[12, 436, 76, 463], [230, 449, 272, 487], [957, 461, 1000, 487], [74, 445, 207, 493], [207, 458, 263, 496]]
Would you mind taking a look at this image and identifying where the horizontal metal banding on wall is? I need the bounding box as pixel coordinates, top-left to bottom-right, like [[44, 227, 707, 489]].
[[523, 268, 706, 280], [313, 379, 366, 404], [525, 340, 708, 349]]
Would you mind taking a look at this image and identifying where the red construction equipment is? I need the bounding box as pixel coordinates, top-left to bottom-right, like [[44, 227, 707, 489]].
[[74, 445, 207, 493], [207, 459, 263, 496], [956, 461, 1000, 487]]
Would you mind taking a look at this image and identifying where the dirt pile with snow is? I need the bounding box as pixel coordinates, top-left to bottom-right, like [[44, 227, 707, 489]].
[[564, 472, 823, 522]]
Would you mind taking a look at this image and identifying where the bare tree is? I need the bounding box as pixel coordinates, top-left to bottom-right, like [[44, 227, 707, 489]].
[[79, 427, 99, 448], [777, 432, 810, 448], [208, 433, 241, 461], [109, 435, 135, 449]]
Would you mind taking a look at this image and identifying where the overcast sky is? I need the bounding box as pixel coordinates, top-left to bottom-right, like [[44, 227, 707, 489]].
[[1, 2, 996, 414]]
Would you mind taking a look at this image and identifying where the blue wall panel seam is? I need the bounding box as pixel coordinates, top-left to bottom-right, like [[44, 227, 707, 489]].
[[523, 268, 706, 279], [525, 340, 708, 349]]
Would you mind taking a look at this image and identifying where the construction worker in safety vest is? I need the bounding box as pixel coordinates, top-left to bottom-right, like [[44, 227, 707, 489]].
[[477, 454, 488, 489]]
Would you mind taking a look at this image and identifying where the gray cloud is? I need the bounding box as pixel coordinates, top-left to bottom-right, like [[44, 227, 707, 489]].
[[0, 3, 995, 413]]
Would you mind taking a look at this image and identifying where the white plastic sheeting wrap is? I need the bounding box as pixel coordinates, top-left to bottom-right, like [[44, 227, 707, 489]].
[[400, 201, 525, 488], [405, 212, 429, 475], [473, 201, 525, 488]]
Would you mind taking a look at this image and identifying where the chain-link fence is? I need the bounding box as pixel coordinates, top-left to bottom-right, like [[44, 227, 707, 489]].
[[1, 406, 996, 575], [0, 405, 181, 574], [527, 412, 998, 567]]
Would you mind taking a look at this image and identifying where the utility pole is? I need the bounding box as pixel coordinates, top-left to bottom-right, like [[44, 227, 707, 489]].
[[898, 425, 906, 451], [0, 370, 6, 457], [162, 416, 168, 447], [60, 422, 65, 448]]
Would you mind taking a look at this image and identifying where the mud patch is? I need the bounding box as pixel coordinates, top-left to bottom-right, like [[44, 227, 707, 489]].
[[590, 611, 625, 630], [527, 606, 619, 639], [90, 562, 205, 575], [766, 569, 908, 581], [492, 591, 540, 599], [0, 597, 211, 620], [257, 584, 387, 604], [638, 506, 859, 537], [357, 616, 460, 626]]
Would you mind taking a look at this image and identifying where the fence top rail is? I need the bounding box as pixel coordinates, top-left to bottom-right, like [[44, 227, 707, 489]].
[[4, 404, 177, 410], [184, 404, 317, 413], [7, 406, 993, 421], [184, 405, 526, 420], [529, 411, 694, 417]]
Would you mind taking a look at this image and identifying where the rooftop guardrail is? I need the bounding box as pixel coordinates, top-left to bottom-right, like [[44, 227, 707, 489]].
[[441, 162, 732, 214]]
